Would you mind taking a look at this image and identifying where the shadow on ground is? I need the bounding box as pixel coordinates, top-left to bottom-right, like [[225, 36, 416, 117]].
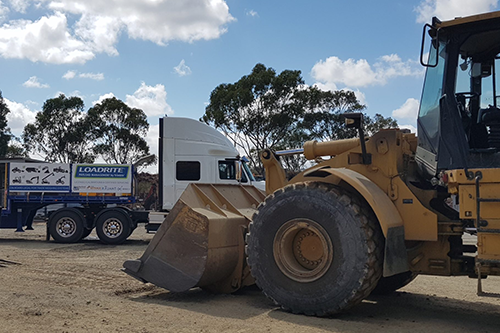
[[127, 286, 500, 332]]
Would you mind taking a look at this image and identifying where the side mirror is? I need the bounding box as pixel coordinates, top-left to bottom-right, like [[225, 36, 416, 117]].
[[420, 23, 439, 68], [342, 112, 371, 165], [343, 112, 363, 129]]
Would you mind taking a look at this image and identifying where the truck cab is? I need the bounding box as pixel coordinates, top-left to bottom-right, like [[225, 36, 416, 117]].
[[159, 117, 264, 210]]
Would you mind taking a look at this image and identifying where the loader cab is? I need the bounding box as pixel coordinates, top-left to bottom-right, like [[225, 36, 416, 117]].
[[416, 12, 500, 178]]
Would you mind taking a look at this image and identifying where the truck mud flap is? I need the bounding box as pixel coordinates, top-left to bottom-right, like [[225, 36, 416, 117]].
[[123, 183, 265, 293]]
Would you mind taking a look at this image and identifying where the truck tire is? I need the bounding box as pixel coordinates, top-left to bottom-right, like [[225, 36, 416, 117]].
[[95, 210, 131, 245], [246, 182, 384, 316], [371, 271, 416, 295], [48, 209, 85, 243]]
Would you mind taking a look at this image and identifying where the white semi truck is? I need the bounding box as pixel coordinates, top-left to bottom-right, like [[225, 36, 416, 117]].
[[158, 116, 264, 210], [0, 117, 263, 243]]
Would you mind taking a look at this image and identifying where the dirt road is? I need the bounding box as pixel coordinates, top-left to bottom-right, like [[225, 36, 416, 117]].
[[1, 224, 499, 333]]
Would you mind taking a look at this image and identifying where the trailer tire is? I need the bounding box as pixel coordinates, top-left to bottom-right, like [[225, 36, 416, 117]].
[[371, 271, 416, 295], [246, 182, 384, 316], [48, 209, 85, 243], [95, 210, 131, 245]]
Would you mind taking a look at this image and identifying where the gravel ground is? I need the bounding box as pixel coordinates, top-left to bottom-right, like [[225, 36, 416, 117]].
[[0, 223, 499, 333]]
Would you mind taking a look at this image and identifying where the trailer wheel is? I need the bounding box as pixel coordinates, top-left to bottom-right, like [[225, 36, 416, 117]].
[[371, 271, 417, 295], [246, 182, 384, 316], [95, 210, 131, 245], [48, 209, 85, 243]]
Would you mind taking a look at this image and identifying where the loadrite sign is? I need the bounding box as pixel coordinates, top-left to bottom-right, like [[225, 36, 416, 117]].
[[75, 165, 129, 178], [72, 164, 132, 193]]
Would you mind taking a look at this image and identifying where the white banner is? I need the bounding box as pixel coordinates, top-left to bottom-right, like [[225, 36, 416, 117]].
[[72, 164, 132, 193], [9, 163, 70, 192]]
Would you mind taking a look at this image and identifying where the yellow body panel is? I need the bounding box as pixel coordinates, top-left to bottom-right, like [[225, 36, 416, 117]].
[[478, 234, 500, 261], [290, 129, 438, 242], [446, 168, 500, 262]]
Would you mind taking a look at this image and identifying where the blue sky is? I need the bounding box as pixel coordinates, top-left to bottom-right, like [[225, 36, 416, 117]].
[[0, 0, 499, 162]]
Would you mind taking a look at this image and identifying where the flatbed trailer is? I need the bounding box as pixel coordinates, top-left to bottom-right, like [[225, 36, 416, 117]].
[[0, 162, 149, 244]]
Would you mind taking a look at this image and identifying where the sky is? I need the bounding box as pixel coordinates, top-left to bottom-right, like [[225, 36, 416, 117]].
[[0, 0, 499, 166]]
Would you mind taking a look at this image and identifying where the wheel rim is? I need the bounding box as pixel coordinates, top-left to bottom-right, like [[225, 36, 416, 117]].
[[273, 218, 333, 283], [102, 218, 123, 238], [56, 217, 77, 238]]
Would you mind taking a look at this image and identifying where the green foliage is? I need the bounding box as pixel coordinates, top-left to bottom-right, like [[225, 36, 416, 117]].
[[202, 63, 398, 174], [202, 64, 321, 173], [22, 94, 95, 163], [22, 95, 152, 165], [6, 144, 27, 158], [87, 97, 151, 165], [0, 91, 12, 157]]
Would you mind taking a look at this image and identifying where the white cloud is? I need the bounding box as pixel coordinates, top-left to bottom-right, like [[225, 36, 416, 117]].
[[312, 57, 377, 88], [0, 2, 9, 23], [313, 81, 338, 92], [0, 0, 235, 64], [8, 0, 29, 13], [415, 0, 498, 23], [4, 98, 36, 135], [79, 72, 104, 80], [315, 83, 368, 106], [92, 92, 115, 106], [126, 82, 174, 117], [23, 76, 49, 88], [0, 12, 95, 64], [246, 10, 258, 17], [63, 70, 105, 80], [53, 90, 82, 99], [62, 70, 76, 79], [348, 89, 367, 106], [311, 54, 423, 89], [392, 98, 420, 121], [173, 59, 192, 77]]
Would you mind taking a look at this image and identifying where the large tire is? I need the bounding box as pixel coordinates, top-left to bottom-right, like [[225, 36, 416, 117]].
[[371, 271, 417, 295], [95, 209, 131, 245], [48, 208, 85, 243], [246, 182, 384, 316]]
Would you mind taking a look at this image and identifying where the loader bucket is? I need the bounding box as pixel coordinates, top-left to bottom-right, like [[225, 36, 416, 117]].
[[123, 183, 265, 293]]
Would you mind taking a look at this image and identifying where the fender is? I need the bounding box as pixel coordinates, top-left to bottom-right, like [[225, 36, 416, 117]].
[[303, 167, 409, 277]]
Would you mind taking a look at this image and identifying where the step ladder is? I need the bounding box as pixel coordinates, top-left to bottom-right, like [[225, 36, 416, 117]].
[[474, 173, 500, 296]]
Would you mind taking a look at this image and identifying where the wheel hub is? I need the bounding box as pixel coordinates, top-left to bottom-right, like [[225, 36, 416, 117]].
[[103, 218, 123, 238], [273, 218, 333, 283], [56, 218, 76, 237], [293, 230, 324, 270]]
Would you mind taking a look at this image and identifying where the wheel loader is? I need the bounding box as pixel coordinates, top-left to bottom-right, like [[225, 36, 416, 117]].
[[123, 11, 500, 315]]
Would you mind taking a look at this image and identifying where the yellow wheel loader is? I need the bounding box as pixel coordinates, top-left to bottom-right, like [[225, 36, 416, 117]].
[[124, 11, 500, 315]]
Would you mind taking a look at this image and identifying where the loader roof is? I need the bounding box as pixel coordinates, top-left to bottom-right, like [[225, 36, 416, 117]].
[[436, 11, 500, 28]]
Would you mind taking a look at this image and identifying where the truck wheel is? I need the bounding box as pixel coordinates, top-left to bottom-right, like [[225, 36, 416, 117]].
[[48, 209, 85, 243], [95, 210, 131, 245], [246, 182, 384, 316], [371, 271, 416, 295]]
